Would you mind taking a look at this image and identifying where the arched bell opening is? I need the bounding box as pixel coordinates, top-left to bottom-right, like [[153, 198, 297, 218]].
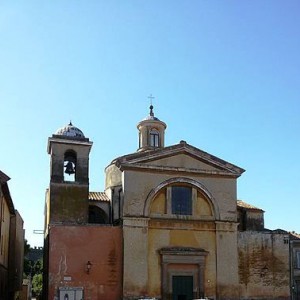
[[64, 150, 77, 182]]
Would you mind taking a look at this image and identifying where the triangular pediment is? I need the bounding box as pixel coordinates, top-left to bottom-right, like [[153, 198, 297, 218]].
[[143, 153, 221, 171], [112, 142, 245, 177]]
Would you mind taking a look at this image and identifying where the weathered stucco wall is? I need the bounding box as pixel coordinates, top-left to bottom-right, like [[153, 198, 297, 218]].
[[148, 220, 217, 298], [11, 210, 25, 290], [105, 164, 122, 189], [215, 221, 239, 299], [121, 165, 240, 299], [123, 217, 149, 299], [238, 231, 290, 299], [49, 183, 89, 224], [291, 239, 300, 295], [48, 225, 122, 300]]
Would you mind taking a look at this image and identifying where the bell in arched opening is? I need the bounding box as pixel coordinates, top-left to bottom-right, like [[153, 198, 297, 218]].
[[64, 150, 77, 181]]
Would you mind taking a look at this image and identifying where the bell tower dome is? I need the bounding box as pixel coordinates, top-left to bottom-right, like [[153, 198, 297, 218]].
[[137, 105, 167, 151], [46, 122, 93, 225]]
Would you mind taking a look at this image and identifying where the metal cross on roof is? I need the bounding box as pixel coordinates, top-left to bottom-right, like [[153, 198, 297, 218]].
[[148, 94, 155, 105]]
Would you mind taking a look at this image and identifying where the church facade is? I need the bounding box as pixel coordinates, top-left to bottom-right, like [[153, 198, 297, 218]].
[[44, 106, 299, 300]]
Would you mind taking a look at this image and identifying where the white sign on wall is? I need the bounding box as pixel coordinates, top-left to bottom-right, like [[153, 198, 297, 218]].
[[59, 287, 83, 300]]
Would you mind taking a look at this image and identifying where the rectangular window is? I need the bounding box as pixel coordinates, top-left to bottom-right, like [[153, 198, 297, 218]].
[[172, 186, 192, 215], [296, 251, 300, 268]]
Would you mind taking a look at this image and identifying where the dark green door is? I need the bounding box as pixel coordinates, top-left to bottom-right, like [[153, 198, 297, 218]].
[[296, 281, 300, 300], [172, 275, 193, 300]]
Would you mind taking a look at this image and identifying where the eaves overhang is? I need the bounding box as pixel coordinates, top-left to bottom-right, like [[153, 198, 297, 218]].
[[0, 170, 10, 183], [118, 163, 242, 178], [47, 136, 93, 154], [0, 177, 15, 215], [88, 191, 110, 202]]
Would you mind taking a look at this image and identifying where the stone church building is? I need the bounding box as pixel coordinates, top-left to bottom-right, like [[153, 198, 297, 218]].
[[43, 106, 300, 300]]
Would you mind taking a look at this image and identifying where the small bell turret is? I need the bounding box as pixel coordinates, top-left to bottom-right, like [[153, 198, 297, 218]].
[[137, 100, 167, 151]]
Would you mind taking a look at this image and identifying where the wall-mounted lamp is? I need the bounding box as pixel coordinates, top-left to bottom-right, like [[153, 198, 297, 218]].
[[86, 261, 92, 274]]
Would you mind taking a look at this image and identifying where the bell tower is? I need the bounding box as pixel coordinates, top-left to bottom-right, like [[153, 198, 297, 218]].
[[137, 105, 167, 151], [46, 122, 93, 225]]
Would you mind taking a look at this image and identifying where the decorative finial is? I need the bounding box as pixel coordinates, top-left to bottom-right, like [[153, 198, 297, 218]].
[[69, 120, 73, 126], [148, 94, 155, 116], [149, 105, 154, 116]]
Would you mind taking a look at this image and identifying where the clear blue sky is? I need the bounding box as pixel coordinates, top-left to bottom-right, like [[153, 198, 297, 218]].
[[1, 1, 299, 247]]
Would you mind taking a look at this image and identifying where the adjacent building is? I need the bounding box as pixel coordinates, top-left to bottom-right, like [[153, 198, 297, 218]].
[[0, 170, 25, 300], [44, 106, 299, 300], [290, 232, 300, 300]]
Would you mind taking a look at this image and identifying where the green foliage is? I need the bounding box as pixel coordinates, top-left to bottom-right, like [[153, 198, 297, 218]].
[[23, 240, 32, 276], [23, 258, 43, 277], [23, 241, 44, 297], [23, 258, 32, 276], [32, 273, 43, 297], [33, 258, 43, 274], [24, 239, 30, 256], [32, 258, 43, 297]]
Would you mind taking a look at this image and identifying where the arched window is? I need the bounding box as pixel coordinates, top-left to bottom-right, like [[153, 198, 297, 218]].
[[88, 206, 108, 224], [149, 129, 159, 147], [144, 177, 219, 219], [64, 150, 77, 182]]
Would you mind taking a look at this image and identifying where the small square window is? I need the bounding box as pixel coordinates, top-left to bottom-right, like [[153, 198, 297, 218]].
[[171, 186, 192, 215]]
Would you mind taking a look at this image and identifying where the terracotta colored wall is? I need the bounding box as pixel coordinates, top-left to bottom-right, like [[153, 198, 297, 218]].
[[48, 225, 122, 300]]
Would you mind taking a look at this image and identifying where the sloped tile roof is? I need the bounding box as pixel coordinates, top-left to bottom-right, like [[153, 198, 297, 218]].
[[289, 231, 300, 240], [237, 200, 264, 212], [89, 192, 110, 202]]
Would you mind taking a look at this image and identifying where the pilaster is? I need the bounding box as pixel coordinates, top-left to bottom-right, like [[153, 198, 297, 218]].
[[123, 217, 150, 298]]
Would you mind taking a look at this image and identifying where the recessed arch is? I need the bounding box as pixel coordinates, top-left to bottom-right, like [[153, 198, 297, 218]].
[[64, 149, 77, 163], [88, 205, 108, 224], [143, 177, 220, 219]]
